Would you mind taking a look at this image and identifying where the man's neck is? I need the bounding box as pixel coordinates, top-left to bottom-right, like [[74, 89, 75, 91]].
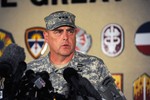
[[50, 52, 74, 65]]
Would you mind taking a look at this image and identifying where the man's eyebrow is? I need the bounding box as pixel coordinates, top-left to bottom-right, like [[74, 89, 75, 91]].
[[53, 28, 63, 31], [66, 28, 75, 30]]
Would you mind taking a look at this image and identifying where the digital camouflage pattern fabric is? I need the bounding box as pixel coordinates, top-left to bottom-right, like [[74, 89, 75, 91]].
[[27, 51, 124, 99]]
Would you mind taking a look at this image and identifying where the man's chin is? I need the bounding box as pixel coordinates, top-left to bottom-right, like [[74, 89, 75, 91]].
[[60, 51, 74, 56]]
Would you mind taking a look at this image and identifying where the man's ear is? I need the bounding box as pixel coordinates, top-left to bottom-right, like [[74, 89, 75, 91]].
[[75, 28, 78, 35], [43, 30, 49, 42]]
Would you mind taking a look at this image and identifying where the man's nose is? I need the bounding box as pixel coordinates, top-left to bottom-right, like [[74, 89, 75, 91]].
[[62, 31, 69, 40]]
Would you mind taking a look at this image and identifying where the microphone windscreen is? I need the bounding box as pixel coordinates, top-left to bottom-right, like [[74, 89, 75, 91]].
[[37, 71, 53, 90], [18, 61, 27, 72], [63, 68, 102, 100], [63, 67, 79, 84], [13, 61, 27, 80], [38, 71, 49, 80], [25, 69, 35, 79], [1, 43, 26, 74], [0, 61, 12, 77]]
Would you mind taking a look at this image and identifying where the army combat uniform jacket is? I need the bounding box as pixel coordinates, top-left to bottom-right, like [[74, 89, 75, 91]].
[[27, 51, 126, 100]]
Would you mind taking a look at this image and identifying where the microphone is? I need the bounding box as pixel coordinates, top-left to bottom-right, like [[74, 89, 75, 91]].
[[24, 70, 47, 90], [0, 43, 27, 99], [36, 71, 54, 100], [0, 43, 26, 75], [16, 69, 43, 100], [36, 71, 53, 90], [18, 70, 66, 100], [7, 61, 27, 99], [15, 69, 36, 100], [0, 61, 12, 78], [17, 69, 51, 99], [63, 67, 102, 100], [98, 76, 127, 100], [37, 71, 68, 100]]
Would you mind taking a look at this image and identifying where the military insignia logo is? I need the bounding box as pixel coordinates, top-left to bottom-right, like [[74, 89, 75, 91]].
[[133, 73, 150, 100], [76, 27, 92, 54], [101, 24, 124, 57], [112, 73, 123, 91], [135, 22, 150, 56], [25, 27, 47, 59], [0, 29, 15, 57]]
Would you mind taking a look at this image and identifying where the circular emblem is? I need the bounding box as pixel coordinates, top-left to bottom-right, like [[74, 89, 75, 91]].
[[101, 24, 124, 57], [135, 22, 150, 56], [76, 27, 92, 54]]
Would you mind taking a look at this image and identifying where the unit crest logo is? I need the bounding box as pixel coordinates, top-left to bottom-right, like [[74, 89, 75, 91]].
[[25, 27, 47, 59], [112, 73, 123, 91], [135, 21, 150, 56], [133, 73, 150, 100], [76, 27, 92, 54], [101, 24, 124, 57], [0, 29, 15, 57]]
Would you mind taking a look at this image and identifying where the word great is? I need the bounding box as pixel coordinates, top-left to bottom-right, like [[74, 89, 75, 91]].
[[1, 0, 121, 7]]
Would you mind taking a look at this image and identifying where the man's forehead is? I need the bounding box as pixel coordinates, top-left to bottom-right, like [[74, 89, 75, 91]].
[[53, 26, 75, 30]]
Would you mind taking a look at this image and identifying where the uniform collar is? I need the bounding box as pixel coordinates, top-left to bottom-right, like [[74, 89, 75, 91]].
[[46, 51, 80, 74], [46, 51, 80, 73]]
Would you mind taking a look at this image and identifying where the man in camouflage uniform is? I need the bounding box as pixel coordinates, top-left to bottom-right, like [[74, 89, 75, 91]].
[[27, 11, 126, 100]]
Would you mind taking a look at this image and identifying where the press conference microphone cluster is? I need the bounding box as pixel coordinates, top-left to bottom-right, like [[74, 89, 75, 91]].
[[0, 43, 27, 99], [63, 67, 126, 100], [63, 67, 102, 100], [16, 69, 52, 100], [17, 69, 67, 100]]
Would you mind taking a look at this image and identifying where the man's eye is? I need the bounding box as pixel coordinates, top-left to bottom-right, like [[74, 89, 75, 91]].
[[67, 29, 75, 34], [54, 30, 62, 34]]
